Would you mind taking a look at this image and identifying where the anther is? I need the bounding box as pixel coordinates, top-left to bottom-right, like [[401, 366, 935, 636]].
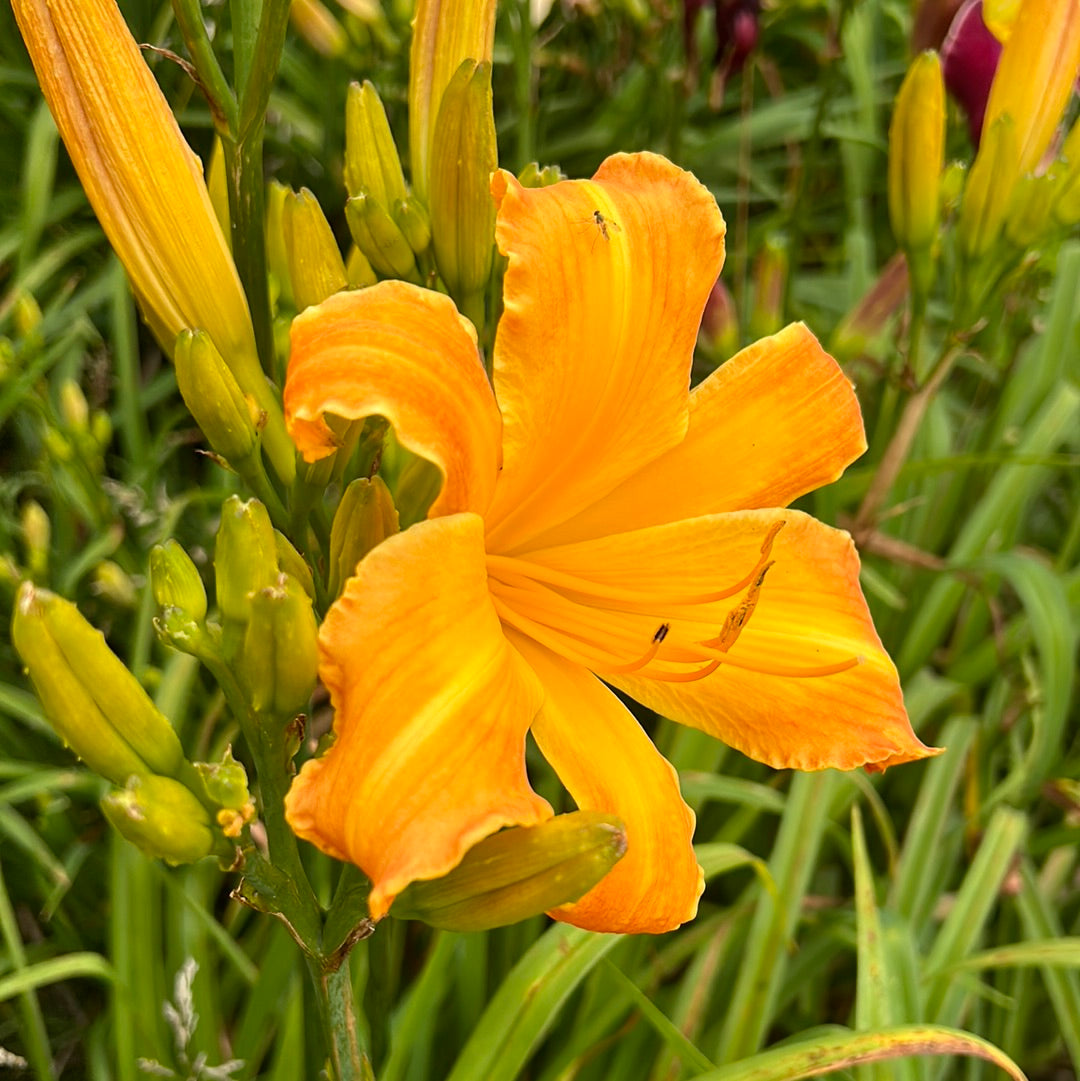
[[702, 562, 774, 652], [599, 623, 670, 675]]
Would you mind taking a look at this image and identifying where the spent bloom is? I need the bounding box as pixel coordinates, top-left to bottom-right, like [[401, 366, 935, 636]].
[[283, 152, 935, 935]]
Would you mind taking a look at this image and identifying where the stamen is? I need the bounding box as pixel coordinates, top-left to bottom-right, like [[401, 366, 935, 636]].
[[491, 596, 620, 672], [643, 658, 723, 683], [601, 623, 669, 675], [485, 518, 787, 612], [702, 562, 774, 652], [693, 650, 864, 679]]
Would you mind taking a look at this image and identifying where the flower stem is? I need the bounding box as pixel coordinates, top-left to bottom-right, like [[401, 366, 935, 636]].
[[306, 956, 375, 1081], [223, 131, 275, 382], [170, 0, 237, 132]]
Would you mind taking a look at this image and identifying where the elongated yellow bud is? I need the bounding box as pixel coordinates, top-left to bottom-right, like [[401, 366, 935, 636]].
[[959, 113, 1019, 259], [345, 190, 420, 281], [12, 582, 186, 784], [328, 477, 400, 599], [429, 60, 498, 317], [982, 0, 1080, 178], [102, 774, 222, 865], [284, 188, 348, 311], [291, 0, 348, 57], [345, 81, 409, 209], [409, 0, 496, 204], [392, 812, 627, 932], [888, 52, 945, 256]]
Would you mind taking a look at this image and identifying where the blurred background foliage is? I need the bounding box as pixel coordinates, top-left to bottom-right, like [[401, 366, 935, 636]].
[[1, 0, 1078, 1078]]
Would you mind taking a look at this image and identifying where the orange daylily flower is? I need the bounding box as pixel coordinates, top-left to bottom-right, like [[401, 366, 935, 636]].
[[283, 152, 936, 935]]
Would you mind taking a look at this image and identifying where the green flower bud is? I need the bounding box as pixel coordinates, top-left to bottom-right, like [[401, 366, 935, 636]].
[[92, 560, 138, 608], [273, 530, 317, 602], [59, 379, 89, 431], [266, 180, 294, 307], [346, 245, 378, 288], [345, 189, 420, 281], [429, 60, 497, 315], [283, 188, 348, 311], [344, 81, 409, 208], [175, 329, 261, 467], [1004, 172, 1059, 249], [748, 234, 788, 341], [20, 500, 49, 580], [91, 409, 112, 452], [195, 746, 255, 838], [1053, 118, 1080, 226], [236, 574, 320, 716], [959, 114, 1020, 261], [394, 452, 443, 528], [12, 582, 186, 784], [206, 136, 230, 240], [102, 774, 221, 865], [392, 811, 627, 932], [328, 476, 399, 598], [13, 289, 42, 339], [517, 162, 565, 188], [940, 161, 966, 212], [150, 540, 208, 623], [214, 496, 279, 625], [392, 195, 432, 256], [831, 252, 910, 362]]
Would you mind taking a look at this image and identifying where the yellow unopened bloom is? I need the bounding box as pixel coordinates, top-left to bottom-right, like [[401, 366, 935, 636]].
[[408, 0, 496, 204], [981, 0, 1080, 177], [283, 153, 935, 935], [12, 0, 295, 484], [290, 0, 349, 58], [888, 52, 946, 255]]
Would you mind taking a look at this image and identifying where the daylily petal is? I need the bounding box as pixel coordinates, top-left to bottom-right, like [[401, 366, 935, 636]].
[[509, 633, 702, 934], [285, 283, 502, 517], [284, 513, 551, 920], [483, 152, 726, 552], [523, 323, 867, 549], [515, 510, 935, 771]]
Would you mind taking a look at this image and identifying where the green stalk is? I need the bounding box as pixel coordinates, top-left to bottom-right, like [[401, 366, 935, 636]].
[[222, 131, 275, 382], [170, 0, 238, 132], [306, 957, 375, 1081]]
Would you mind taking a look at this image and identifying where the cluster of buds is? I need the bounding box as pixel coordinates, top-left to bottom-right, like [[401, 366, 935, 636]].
[[154, 496, 319, 721], [11, 583, 245, 864], [888, 0, 1080, 318], [264, 0, 500, 336]]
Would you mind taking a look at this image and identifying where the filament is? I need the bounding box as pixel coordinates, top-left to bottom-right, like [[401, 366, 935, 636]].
[[485, 519, 785, 612]]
